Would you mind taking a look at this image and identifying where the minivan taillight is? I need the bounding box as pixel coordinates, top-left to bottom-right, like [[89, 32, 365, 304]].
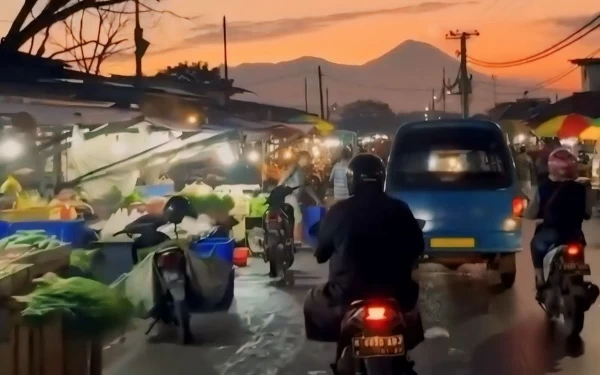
[[512, 197, 527, 217]]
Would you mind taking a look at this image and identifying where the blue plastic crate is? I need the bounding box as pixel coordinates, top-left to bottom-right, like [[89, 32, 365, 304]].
[[135, 184, 174, 197], [190, 237, 235, 263], [303, 205, 326, 248], [0, 219, 89, 247]]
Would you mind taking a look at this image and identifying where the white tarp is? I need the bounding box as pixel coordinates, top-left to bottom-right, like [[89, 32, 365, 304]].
[[64, 123, 173, 199]]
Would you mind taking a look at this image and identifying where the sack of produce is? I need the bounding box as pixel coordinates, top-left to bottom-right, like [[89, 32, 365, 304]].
[[14, 273, 134, 337]]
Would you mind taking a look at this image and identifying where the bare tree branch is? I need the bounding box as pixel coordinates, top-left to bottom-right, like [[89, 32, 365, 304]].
[[2, 0, 193, 51], [46, 3, 132, 74]]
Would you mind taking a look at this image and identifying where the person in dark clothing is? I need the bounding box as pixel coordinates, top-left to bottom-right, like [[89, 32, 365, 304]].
[[303, 153, 425, 347], [524, 147, 592, 298]]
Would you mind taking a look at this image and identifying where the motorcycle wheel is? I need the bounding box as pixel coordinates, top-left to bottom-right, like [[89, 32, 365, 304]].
[[174, 300, 193, 344], [564, 298, 585, 337], [268, 257, 278, 278]]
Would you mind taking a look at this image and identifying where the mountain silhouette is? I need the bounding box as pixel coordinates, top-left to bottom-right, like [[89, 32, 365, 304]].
[[229, 40, 569, 114]]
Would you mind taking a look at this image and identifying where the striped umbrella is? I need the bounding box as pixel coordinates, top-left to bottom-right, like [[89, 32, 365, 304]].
[[288, 114, 335, 135], [533, 113, 594, 139]]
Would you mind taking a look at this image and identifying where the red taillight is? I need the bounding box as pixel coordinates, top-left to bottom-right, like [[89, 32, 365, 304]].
[[268, 213, 282, 222], [567, 244, 581, 256], [365, 306, 387, 321], [512, 197, 526, 217], [158, 252, 182, 269]]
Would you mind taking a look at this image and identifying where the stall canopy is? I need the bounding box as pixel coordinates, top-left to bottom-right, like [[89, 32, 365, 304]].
[[528, 91, 600, 129]]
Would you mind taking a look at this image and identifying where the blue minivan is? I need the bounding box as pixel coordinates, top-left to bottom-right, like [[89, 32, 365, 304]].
[[385, 119, 525, 288]]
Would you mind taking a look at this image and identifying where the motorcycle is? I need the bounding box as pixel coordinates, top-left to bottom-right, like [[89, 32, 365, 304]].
[[539, 239, 599, 337], [114, 214, 235, 345], [249, 185, 299, 284], [309, 219, 425, 375]]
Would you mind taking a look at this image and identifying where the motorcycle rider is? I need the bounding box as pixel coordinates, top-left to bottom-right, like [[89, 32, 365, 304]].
[[303, 153, 425, 361], [524, 147, 593, 299]]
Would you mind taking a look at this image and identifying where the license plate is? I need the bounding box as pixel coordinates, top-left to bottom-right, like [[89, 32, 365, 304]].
[[430, 238, 475, 248], [563, 262, 591, 275], [352, 335, 405, 358], [163, 271, 183, 282]]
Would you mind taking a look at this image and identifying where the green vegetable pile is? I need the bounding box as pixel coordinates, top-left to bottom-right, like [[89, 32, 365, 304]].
[[249, 194, 269, 217], [182, 193, 235, 215], [121, 190, 146, 207], [0, 230, 65, 251], [14, 273, 133, 337]]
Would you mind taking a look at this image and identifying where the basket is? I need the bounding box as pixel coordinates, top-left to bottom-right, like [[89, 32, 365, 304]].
[[0, 208, 53, 222]]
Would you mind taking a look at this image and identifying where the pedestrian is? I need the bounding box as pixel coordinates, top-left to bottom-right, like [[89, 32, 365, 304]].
[[515, 145, 534, 198], [278, 151, 320, 242], [329, 146, 352, 202]]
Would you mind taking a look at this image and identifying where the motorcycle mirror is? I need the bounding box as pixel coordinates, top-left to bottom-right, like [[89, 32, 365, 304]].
[[416, 219, 426, 230], [309, 221, 320, 237]]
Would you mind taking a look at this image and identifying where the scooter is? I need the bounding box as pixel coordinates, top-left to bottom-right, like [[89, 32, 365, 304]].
[[114, 215, 235, 345], [249, 185, 299, 284], [309, 219, 426, 375], [538, 240, 599, 337]]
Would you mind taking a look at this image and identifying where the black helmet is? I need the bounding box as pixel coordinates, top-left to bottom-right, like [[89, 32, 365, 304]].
[[163, 195, 197, 225], [346, 153, 386, 195]]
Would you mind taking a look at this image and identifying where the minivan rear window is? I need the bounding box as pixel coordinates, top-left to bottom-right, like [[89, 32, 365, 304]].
[[387, 126, 513, 190]]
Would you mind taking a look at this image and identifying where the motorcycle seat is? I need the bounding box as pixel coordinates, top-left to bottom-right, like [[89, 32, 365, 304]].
[[349, 298, 399, 308]]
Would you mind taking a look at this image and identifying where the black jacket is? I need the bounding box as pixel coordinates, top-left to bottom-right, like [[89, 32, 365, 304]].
[[315, 187, 424, 309]]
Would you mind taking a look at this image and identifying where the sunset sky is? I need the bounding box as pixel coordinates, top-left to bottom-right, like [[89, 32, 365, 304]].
[[1, 1, 599, 91]]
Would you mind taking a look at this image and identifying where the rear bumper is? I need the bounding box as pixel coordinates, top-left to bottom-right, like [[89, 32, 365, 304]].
[[423, 231, 522, 256]]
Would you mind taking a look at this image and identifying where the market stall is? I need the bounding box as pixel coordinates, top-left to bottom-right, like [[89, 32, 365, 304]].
[[531, 113, 600, 205], [0, 230, 128, 375]]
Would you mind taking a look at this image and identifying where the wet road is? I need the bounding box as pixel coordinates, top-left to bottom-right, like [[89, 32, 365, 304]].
[[103, 219, 600, 375]]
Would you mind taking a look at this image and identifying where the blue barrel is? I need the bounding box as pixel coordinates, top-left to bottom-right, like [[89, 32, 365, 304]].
[[0, 219, 88, 247], [190, 237, 235, 263], [303, 205, 326, 248]]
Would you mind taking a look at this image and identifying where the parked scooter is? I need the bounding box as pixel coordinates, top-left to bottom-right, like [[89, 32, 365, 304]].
[[538, 240, 599, 337], [114, 196, 235, 344], [255, 185, 299, 284]]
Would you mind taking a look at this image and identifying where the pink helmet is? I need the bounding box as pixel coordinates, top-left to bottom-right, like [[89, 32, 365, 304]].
[[548, 147, 577, 181]]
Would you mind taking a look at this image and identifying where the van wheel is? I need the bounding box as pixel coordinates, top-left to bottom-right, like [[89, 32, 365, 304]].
[[498, 253, 516, 289], [500, 272, 516, 289]]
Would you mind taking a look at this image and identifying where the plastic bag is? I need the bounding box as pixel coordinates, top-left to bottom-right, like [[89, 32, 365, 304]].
[[110, 252, 157, 319], [15, 273, 133, 337]]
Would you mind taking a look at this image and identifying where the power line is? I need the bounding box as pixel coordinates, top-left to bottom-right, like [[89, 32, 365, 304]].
[[323, 73, 433, 92], [478, 46, 600, 94], [469, 14, 600, 67]]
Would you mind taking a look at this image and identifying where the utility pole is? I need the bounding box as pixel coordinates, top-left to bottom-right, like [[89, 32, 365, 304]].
[[318, 66, 325, 119], [431, 89, 436, 112], [326, 88, 330, 120], [304, 78, 308, 112], [491, 75, 497, 106], [446, 30, 479, 118], [442, 67, 447, 112], [223, 16, 229, 81], [133, 0, 149, 90]]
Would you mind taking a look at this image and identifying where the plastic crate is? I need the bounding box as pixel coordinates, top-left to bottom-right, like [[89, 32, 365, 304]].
[[135, 184, 174, 197], [190, 237, 235, 263], [0, 207, 53, 221], [0, 219, 88, 247], [303, 205, 326, 248]]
